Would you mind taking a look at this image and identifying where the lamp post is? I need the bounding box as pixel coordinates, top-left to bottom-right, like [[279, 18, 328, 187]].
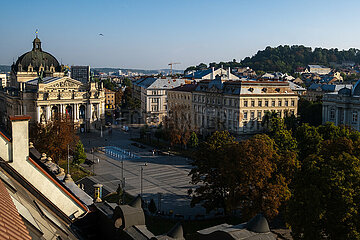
[[140, 162, 147, 198]]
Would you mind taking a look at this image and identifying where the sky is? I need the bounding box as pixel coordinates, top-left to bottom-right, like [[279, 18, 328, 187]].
[[1, 0, 360, 69]]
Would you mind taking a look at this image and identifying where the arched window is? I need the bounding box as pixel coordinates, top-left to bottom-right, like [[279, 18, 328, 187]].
[[79, 105, 86, 119]]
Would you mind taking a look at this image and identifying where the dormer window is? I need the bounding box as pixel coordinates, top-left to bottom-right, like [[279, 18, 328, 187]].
[[39, 64, 44, 72], [262, 88, 267, 92], [248, 88, 254, 92], [28, 64, 33, 72]]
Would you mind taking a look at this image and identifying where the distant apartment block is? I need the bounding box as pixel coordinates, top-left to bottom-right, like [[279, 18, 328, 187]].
[[71, 65, 90, 83]]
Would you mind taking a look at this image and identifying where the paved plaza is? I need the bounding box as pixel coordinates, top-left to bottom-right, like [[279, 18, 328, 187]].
[[80, 127, 210, 219]]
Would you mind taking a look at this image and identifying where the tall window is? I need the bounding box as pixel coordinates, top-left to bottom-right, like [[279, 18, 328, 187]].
[[330, 109, 335, 120], [265, 101, 269, 107], [291, 100, 295, 106], [244, 100, 248, 107], [278, 100, 282, 107], [251, 100, 255, 107], [257, 111, 262, 119], [250, 111, 255, 119], [285, 100, 288, 107], [272, 101, 275, 107], [243, 111, 248, 119], [258, 100, 262, 107], [352, 111, 358, 123]]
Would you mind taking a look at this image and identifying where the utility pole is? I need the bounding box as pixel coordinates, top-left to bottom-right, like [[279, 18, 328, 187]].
[[67, 145, 70, 174]]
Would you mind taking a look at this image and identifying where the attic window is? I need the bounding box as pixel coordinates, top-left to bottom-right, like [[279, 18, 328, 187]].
[[275, 88, 280, 92], [248, 88, 254, 92], [262, 88, 267, 92]]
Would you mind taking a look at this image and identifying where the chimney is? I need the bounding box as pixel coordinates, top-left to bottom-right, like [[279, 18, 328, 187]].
[[9, 116, 31, 163], [228, 67, 231, 80], [211, 67, 215, 80]]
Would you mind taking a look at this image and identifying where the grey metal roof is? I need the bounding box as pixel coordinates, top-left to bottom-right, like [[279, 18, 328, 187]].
[[134, 77, 186, 89], [184, 69, 212, 79]]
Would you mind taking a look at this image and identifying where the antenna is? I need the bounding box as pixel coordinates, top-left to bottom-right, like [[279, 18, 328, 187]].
[[168, 62, 181, 76]]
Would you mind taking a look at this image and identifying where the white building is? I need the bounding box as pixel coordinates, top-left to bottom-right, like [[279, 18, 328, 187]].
[[133, 77, 189, 124], [323, 80, 360, 131], [0, 74, 7, 88]]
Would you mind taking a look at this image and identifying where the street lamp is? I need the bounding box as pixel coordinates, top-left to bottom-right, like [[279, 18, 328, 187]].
[[140, 162, 147, 198]]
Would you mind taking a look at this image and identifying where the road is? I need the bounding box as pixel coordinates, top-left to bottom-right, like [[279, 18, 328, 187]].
[[79, 127, 212, 219]]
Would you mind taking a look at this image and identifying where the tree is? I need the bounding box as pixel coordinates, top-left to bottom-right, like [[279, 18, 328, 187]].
[[30, 113, 79, 163], [189, 132, 291, 218], [148, 198, 157, 214], [154, 128, 163, 143], [298, 99, 322, 126], [288, 124, 360, 239], [164, 104, 195, 148], [188, 131, 237, 214], [73, 140, 86, 165], [188, 132, 199, 148]]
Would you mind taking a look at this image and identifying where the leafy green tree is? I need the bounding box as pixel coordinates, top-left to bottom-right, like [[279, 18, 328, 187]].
[[295, 124, 323, 160], [73, 140, 87, 165], [288, 123, 360, 239], [188, 132, 199, 148], [148, 198, 157, 214], [298, 98, 322, 126], [189, 132, 292, 218]]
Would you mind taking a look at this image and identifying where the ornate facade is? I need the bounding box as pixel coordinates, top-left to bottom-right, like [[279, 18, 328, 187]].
[[0, 36, 105, 131]]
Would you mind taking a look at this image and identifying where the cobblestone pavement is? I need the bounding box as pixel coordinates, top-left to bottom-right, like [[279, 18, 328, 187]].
[[80, 128, 211, 219]]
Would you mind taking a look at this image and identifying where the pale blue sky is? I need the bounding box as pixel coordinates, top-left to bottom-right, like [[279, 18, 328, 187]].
[[1, 0, 359, 69]]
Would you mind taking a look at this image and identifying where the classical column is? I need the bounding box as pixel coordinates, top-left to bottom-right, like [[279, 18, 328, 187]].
[[46, 105, 51, 120], [87, 104, 92, 120], [74, 104, 78, 120], [36, 106, 41, 123], [97, 104, 100, 120]]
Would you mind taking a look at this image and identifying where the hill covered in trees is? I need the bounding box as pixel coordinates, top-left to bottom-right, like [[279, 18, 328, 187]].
[[185, 45, 360, 74]]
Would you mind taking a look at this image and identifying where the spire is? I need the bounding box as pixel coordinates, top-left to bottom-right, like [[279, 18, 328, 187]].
[[32, 30, 42, 51]]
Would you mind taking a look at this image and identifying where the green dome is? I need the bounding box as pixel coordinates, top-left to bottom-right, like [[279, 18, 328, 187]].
[[13, 37, 61, 73]]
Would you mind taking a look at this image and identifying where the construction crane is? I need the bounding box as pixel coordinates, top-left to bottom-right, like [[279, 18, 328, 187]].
[[168, 62, 181, 76]]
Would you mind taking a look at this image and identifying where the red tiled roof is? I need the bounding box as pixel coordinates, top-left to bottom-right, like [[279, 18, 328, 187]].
[[0, 179, 32, 240]]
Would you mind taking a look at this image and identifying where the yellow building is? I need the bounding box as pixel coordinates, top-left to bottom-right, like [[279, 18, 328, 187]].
[[191, 76, 298, 135], [105, 88, 116, 110]]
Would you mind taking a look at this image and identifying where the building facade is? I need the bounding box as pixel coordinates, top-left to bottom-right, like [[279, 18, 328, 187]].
[[71, 65, 90, 84], [0, 74, 7, 88], [322, 81, 360, 131], [105, 88, 116, 110], [192, 76, 298, 135], [0, 37, 105, 131], [167, 83, 198, 128], [133, 77, 188, 124]]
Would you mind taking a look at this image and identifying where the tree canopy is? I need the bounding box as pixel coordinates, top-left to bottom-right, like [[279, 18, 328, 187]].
[[185, 45, 360, 74]]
